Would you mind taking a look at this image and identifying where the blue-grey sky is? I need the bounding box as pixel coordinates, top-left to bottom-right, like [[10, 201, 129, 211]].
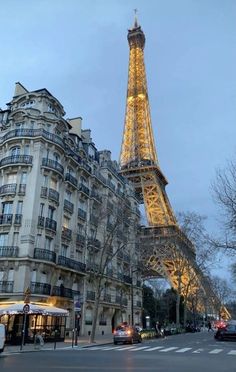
[[1, 0, 236, 274]]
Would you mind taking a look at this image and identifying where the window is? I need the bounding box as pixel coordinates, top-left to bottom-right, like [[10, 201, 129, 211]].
[[61, 244, 68, 257], [20, 172, 27, 184], [47, 104, 56, 113], [0, 233, 8, 246], [50, 178, 58, 190], [40, 272, 47, 283], [43, 175, 48, 187], [63, 216, 69, 228], [2, 202, 13, 214], [20, 100, 35, 108], [12, 232, 19, 246], [39, 203, 44, 217], [24, 145, 30, 155], [31, 269, 36, 282], [35, 234, 41, 248], [48, 206, 55, 219], [16, 201, 23, 214], [7, 173, 17, 184], [53, 152, 60, 162], [77, 224, 84, 234], [8, 269, 14, 281], [45, 237, 52, 251], [10, 147, 20, 156], [65, 189, 72, 201]]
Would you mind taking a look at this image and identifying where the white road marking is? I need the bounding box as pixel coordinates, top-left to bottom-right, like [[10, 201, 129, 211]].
[[144, 346, 165, 351], [130, 346, 150, 351], [159, 347, 179, 352], [209, 349, 223, 354], [192, 348, 204, 353], [175, 348, 192, 353], [228, 350, 236, 355], [115, 346, 137, 351]]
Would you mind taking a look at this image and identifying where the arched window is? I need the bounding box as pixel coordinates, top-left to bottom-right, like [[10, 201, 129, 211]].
[[10, 146, 20, 156]]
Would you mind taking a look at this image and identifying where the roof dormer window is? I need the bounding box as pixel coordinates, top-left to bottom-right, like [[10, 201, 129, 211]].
[[20, 100, 35, 108]]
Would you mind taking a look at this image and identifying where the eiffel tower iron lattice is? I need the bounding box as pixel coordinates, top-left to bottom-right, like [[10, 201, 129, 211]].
[[119, 17, 229, 319]]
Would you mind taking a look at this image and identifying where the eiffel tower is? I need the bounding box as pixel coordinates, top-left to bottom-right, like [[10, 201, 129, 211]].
[[119, 16, 230, 319]]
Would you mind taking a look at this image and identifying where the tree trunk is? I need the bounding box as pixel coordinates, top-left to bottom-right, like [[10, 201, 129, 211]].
[[90, 292, 100, 343], [176, 293, 180, 326]]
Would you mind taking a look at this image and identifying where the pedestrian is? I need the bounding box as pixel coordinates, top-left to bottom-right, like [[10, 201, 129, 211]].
[[207, 321, 212, 332]]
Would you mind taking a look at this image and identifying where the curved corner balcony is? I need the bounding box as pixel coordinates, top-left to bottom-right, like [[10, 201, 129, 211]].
[[42, 158, 64, 177], [0, 183, 17, 196], [34, 248, 56, 263], [0, 155, 33, 169]]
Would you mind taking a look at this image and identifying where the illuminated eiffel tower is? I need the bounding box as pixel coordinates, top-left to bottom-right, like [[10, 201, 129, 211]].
[[120, 16, 176, 227], [119, 16, 230, 320]]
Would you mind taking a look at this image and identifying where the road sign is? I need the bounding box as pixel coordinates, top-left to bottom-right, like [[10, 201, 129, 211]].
[[23, 304, 30, 313], [74, 301, 81, 312]]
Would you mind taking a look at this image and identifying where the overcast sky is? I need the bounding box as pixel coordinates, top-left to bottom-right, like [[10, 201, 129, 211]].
[[1, 0, 236, 276]]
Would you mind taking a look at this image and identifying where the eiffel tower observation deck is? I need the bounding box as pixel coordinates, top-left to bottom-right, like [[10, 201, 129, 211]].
[[119, 16, 229, 320]]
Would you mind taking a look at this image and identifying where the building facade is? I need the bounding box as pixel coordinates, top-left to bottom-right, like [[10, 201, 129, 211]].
[[0, 83, 142, 340]]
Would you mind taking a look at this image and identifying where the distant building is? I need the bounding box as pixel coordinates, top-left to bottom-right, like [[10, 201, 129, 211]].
[[0, 83, 142, 342]]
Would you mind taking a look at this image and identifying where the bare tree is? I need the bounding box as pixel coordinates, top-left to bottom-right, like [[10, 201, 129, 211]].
[[207, 275, 231, 319], [86, 195, 139, 343]]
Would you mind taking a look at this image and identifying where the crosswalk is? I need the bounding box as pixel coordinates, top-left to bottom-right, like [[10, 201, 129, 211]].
[[81, 345, 236, 356]]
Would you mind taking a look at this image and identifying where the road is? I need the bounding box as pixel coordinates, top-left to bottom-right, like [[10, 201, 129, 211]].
[[0, 331, 236, 371]]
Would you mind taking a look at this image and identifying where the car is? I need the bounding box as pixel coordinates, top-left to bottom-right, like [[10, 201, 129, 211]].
[[0, 324, 6, 353], [113, 324, 142, 345], [215, 320, 236, 341]]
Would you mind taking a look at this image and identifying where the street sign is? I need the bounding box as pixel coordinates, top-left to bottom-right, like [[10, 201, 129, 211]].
[[74, 301, 81, 312], [23, 304, 30, 314]]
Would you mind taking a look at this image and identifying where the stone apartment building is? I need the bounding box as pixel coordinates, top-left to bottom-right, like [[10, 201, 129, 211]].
[[0, 83, 142, 339]]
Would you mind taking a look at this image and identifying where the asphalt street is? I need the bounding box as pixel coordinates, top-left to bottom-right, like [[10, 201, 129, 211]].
[[0, 331, 235, 372]]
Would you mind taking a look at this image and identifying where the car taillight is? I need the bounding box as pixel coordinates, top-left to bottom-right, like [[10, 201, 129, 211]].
[[126, 330, 131, 335]]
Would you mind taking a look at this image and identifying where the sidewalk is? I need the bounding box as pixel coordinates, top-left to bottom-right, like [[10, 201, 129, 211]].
[[2, 334, 113, 355]]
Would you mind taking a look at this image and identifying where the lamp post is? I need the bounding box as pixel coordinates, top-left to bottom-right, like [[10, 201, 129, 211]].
[[20, 287, 31, 351]]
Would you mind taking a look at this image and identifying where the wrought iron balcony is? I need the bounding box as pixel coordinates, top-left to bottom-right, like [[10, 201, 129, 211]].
[[123, 274, 132, 284], [0, 281, 13, 293], [58, 255, 86, 273], [78, 208, 86, 220], [38, 216, 45, 228], [45, 217, 57, 232], [42, 158, 64, 176], [0, 246, 19, 258], [86, 291, 95, 301], [103, 293, 112, 303], [0, 155, 33, 167], [78, 183, 90, 196], [34, 248, 56, 263], [64, 200, 74, 214], [61, 227, 72, 240], [18, 184, 26, 195], [48, 188, 59, 203], [0, 183, 17, 195], [0, 214, 13, 225], [14, 214, 22, 225], [52, 285, 73, 298], [65, 173, 78, 187], [76, 233, 86, 245], [30, 282, 51, 295]]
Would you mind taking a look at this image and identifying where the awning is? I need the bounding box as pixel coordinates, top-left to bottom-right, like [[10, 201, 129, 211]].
[[0, 302, 69, 316]]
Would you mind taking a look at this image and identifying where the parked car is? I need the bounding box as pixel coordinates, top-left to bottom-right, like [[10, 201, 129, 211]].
[[0, 324, 6, 353], [215, 320, 236, 341], [114, 324, 142, 345]]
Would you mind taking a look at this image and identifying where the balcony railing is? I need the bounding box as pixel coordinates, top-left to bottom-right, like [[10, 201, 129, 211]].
[[78, 183, 90, 196], [0, 155, 33, 167], [61, 227, 72, 240], [64, 200, 74, 214], [14, 214, 22, 225], [30, 282, 51, 295], [65, 173, 78, 187], [38, 216, 45, 228], [52, 285, 73, 299], [78, 208, 86, 220], [58, 255, 86, 273], [0, 214, 13, 225], [0, 246, 19, 258], [0, 183, 17, 195], [103, 293, 112, 303], [0, 281, 13, 293], [34, 248, 56, 263], [18, 184, 26, 195], [48, 188, 59, 203], [45, 218, 57, 232], [42, 158, 64, 176], [86, 291, 95, 301]]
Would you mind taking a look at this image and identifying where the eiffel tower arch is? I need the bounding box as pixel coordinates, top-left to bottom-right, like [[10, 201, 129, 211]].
[[119, 16, 229, 319]]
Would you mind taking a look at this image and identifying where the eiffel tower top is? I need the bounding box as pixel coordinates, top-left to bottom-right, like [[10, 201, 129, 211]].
[[128, 11, 145, 49]]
